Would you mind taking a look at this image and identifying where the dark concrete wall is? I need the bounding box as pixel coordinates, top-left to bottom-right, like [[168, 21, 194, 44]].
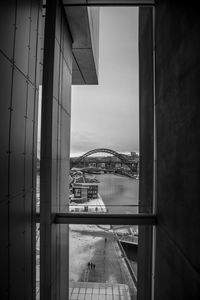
[[40, 0, 72, 298], [0, 0, 42, 298], [154, 1, 200, 299]]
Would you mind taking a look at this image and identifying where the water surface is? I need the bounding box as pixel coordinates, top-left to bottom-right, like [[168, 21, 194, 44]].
[[95, 174, 139, 214]]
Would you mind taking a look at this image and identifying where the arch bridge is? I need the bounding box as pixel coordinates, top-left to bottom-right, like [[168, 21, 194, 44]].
[[71, 148, 137, 174]]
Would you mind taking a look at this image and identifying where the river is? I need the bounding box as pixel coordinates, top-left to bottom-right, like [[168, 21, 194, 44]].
[[94, 174, 139, 214]]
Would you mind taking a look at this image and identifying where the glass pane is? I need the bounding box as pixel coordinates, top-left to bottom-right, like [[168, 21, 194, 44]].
[[69, 171, 139, 214], [36, 223, 40, 299], [69, 224, 138, 300], [70, 7, 142, 215], [36, 85, 42, 213], [36, 86, 42, 299]]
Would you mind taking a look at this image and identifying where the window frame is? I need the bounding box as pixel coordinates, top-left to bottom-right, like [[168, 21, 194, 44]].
[[39, 1, 156, 300]]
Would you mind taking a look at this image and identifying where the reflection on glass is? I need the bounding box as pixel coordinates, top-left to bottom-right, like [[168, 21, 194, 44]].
[[36, 84, 42, 213], [36, 223, 40, 299], [69, 224, 138, 300], [36, 171, 40, 213]]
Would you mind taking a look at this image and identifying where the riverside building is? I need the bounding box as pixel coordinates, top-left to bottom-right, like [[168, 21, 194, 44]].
[[71, 183, 98, 201]]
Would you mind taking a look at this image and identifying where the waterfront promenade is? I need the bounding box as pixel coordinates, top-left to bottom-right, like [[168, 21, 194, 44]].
[[69, 224, 137, 300]]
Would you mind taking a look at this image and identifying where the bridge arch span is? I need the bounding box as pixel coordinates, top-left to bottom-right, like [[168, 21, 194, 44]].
[[73, 148, 136, 173]]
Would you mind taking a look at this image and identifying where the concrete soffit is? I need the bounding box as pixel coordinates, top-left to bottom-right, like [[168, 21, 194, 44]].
[[63, 5, 99, 85], [62, 1, 155, 85]]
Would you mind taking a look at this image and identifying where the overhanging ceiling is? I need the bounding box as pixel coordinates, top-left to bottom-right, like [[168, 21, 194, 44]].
[[64, 5, 99, 85], [63, 0, 154, 85]]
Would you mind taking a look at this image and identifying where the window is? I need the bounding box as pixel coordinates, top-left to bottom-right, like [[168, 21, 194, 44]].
[[38, 1, 156, 300]]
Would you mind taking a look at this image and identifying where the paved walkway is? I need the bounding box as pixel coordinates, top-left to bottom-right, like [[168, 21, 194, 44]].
[[70, 226, 137, 300]]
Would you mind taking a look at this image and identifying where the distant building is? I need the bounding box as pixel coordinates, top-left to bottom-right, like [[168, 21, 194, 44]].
[[72, 183, 99, 201]]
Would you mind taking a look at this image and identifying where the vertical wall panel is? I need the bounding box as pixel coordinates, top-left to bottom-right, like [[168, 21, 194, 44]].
[[138, 7, 154, 300], [15, 0, 31, 75], [0, 200, 9, 298], [0, 53, 12, 200], [0, 0, 42, 298], [40, 0, 72, 299], [0, 1, 16, 60], [62, 60, 72, 113], [9, 195, 25, 299], [29, 4, 39, 84], [10, 68, 27, 197]]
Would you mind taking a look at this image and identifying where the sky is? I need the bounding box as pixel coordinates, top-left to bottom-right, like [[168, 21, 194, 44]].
[[70, 7, 139, 157]]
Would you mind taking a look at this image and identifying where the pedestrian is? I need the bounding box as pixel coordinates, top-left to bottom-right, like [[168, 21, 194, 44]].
[[94, 264, 96, 269], [88, 262, 90, 269]]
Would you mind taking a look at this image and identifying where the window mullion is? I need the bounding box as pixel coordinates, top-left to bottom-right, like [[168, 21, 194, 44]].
[[54, 212, 156, 225]]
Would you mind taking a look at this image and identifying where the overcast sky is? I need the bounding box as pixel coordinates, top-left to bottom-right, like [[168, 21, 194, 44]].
[[70, 7, 139, 157]]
